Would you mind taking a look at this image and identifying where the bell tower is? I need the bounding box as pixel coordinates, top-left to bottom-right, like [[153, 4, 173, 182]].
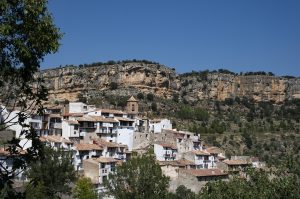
[[126, 96, 139, 115]]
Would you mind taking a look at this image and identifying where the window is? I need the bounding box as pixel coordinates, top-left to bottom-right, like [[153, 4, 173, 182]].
[[132, 104, 135, 111], [74, 125, 78, 130]]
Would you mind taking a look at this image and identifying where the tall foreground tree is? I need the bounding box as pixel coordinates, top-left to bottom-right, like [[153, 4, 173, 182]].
[[104, 153, 170, 199], [0, 0, 61, 196], [25, 146, 76, 199], [73, 177, 98, 199]]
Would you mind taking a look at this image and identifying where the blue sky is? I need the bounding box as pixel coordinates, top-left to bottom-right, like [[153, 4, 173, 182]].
[[42, 0, 300, 76]]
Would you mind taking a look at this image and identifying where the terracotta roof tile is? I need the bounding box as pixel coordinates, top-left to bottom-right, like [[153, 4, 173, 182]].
[[206, 147, 223, 154], [39, 135, 73, 144], [62, 113, 84, 117], [90, 116, 118, 123], [182, 169, 227, 177], [77, 116, 97, 122], [64, 120, 79, 125], [155, 142, 177, 150], [93, 139, 127, 148], [75, 143, 103, 151], [192, 150, 211, 156], [223, 159, 252, 165], [97, 109, 125, 115]]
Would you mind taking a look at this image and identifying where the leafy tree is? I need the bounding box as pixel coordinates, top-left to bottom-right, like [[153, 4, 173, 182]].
[[25, 181, 48, 199], [194, 108, 209, 122], [177, 106, 193, 120], [104, 153, 170, 199], [109, 82, 118, 90], [174, 185, 196, 199], [73, 177, 98, 199], [25, 146, 77, 198], [0, 0, 61, 196], [199, 169, 300, 199], [151, 102, 157, 112], [242, 131, 253, 149], [172, 93, 179, 103], [146, 93, 154, 101], [137, 92, 144, 100]]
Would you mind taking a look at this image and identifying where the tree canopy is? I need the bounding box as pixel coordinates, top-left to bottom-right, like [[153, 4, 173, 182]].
[[0, 0, 61, 196], [104, 153, 170, 199], [73, 177, 98, 199], [25, 146, 77, 199]]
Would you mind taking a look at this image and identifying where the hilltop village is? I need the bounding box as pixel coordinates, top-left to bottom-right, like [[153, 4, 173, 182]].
[[0, 96, 265, 194]]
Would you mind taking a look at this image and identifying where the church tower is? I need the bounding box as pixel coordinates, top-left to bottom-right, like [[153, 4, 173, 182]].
[[126, 96, 139, 115]]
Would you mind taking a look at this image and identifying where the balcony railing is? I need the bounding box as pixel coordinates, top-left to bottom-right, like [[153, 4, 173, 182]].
[[53, 123, 62, 129], [79, 132, 86, 137]]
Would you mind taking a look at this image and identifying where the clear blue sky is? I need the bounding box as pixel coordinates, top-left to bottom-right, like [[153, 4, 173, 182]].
[[42, 0, 300, 76]]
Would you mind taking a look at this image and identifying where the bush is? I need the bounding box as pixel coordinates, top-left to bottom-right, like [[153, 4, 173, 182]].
[[109, 82, 118, 90], [151, 102, 157, 112], [146, 93, 154, 101], [137, 92, 144, 100]]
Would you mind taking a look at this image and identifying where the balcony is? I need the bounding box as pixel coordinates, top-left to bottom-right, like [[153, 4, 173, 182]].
[[118, 126, 134, 130], [53, 123, 62, 129], [116, 154, 125, 160], [97, 129, 117, 134], [80, 132, 86, 137], [79, 125, 96, 129]]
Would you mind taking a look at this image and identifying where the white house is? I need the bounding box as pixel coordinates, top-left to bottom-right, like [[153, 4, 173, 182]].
[[93, 139, 127, 161], [149, 119, 172, 133], [74, 143, 103, 170], [154, 143, 178, 161], [83, 157, 118, 195], [62, 120, 80, 139], [183, 150, 215, 169], [68, 102, 96, 114], [40, 135, 74, 150], [5, 110, 48, 149], [97, 109, 126, 118]]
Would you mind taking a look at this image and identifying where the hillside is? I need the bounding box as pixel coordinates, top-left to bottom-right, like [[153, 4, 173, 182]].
[[40, 60, 300, 103], [40, 60, 300, 173]]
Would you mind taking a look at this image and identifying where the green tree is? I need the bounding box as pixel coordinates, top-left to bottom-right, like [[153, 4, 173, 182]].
[[137, 92, 144, 100], [146, 93, 154, 101], [73, 177, 98, 199], [174, 185, 196, 199], [104, 153, 170, 199], [0, 0, 61, 196], [199, 169, 300, 199], [151, 102, 157, 112], [25, 146, 77, 199], [109, 82, 118, 90]]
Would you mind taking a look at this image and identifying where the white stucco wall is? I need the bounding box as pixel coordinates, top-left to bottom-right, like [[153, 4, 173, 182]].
[[117, 129, 134, 151]]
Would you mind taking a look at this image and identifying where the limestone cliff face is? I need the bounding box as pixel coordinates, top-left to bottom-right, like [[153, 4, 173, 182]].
[[41, 63, 180, 102], [41, 62, 300, 103]]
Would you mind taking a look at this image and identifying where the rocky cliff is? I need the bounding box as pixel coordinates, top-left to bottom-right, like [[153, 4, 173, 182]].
[[40, 62, 300, 103]]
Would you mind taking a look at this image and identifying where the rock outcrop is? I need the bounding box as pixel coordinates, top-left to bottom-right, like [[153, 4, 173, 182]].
[[40, 62, 300, 103]]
